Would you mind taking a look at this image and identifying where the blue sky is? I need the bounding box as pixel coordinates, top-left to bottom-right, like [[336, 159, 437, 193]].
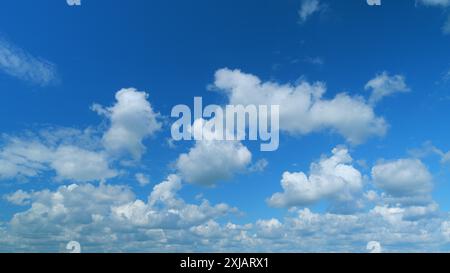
[[2, 0, 450, 252]]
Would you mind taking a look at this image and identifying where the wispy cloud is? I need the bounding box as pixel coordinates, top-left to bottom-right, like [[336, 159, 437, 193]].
[[417, 0, 450, 7], [416, 0, 450, 35], [0, 38, 57, 86], [298, 0, 323, 24], [365, 72, 410, 105], [305, 56, 324, 66], [442, 15, 450, 34]]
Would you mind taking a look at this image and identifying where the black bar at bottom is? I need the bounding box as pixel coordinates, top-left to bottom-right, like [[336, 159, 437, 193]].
[[0, 253, 445, 272]]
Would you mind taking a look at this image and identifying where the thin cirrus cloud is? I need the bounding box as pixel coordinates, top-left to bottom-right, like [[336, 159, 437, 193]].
[[443, 16, 450, 34], [365, 72, 410, 105], [417, 0, 450, 7], [0, 38, 57, 86], [417, 0, 450, 34], [0, 130, 117, 182], [298, 0, 323, 24]]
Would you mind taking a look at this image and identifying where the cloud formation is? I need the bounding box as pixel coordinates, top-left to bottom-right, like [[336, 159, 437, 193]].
[[0, 129, 116, 182], [93, 88, 161, 160], [298, 0, 323, 23], [372, 158, 433, 198], [0, 38, 57, 86], [214, 68, 387, 144], [175, 119, 252, 186], [418, 0, 450, 7], [2, 175, 237, 252], [365, 72, 410, 105], [268, 147, 363, 208], [0, 88, 161, 183]]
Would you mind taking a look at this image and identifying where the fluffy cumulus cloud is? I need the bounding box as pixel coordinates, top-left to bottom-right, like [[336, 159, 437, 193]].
[[51, 146, 117, 182], [365, 72, 410, 105], [0, 37, 57, 86], [268, 147, 363, 208], [258, 207, 448, 252], [176, 141, 251, 186], [2, 175, 237, 252], [175, 118, 252, 186], [213, 68, 387, 144], [113, 175, 235, 228], [2, 171, 450, 252], [298, 0, 323, 23], [255, 218, 284, 239], [2, 67, 450, 252], [92, 88, 161, 160], [372, 159, 433, 198]]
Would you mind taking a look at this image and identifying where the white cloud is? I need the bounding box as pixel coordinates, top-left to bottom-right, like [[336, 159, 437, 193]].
[[51, 146, 117, 182], [408, 142, 450, 164], [365, 72, 410, 105], [441, 69, 450, 82], [372, 159, 433, 198], [176, 139, 252, 186], [114, 175, 236, 228], [92, 88, 161, 160], [255, 218, 284, 238], [148, 174, 182, 207], [3, 175, 237, 252], [441, 221, 450, 240], [418, 0, 450, 7], [244, 207, 447, 252], [370, 203, 439, 224], [370, 205, 408, 225], [8, 183, 136, 250], [213, 68, 387, 144], [0, 38, 57, 86], [298, 0, 323, 23], [4, 190, 31, 206], [2, 176, 450, 252], [305, 56, 324, 66], [174, 118, 252, 186], [135, 173, 150, 186], [0, 136, 55, 180], [416, 0, 450, 34], [0, 88, 163, 183], [0, 129, 117, 182], [268, 147, 363, 208], [443, 15, 450, 35]]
